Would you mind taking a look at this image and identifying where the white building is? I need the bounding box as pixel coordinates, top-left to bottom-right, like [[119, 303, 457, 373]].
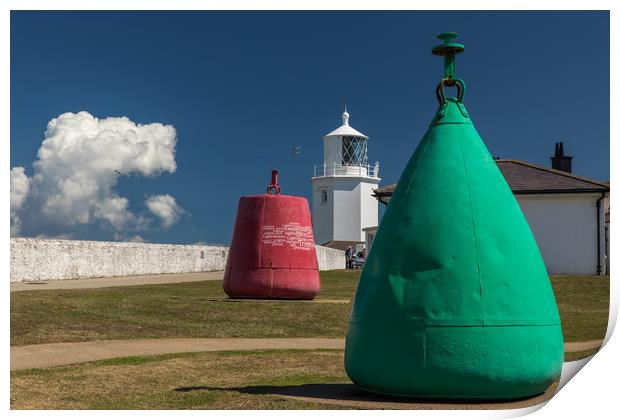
[[371, 144, 609, 275], [311, 109, 380, 245]]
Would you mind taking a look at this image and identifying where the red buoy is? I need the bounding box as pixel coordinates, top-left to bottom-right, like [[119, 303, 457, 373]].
[[223, 170, 320, 300]]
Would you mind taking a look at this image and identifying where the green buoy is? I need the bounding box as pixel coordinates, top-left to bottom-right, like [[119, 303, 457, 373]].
[[344, 32, 564, 399]]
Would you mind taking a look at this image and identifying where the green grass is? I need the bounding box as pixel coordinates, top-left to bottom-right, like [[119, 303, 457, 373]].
[[11, 271, 609, 346], [11, 270, 360, 346], [550, 275, 610, 342]]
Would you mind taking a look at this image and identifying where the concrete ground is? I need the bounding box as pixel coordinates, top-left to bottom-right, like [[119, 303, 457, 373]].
[[10, 271, 224, 291], [239, 381, 559, 410]]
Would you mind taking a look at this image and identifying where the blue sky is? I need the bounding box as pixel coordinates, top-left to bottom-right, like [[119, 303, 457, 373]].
[[10, 11, 610, 244]]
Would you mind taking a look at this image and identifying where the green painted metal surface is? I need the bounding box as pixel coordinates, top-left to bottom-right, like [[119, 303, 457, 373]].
[[432, 32, 464, 80], [344, 33, 563, 400]]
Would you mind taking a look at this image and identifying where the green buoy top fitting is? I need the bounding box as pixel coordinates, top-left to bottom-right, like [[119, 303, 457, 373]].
[[432, 32, 467, 116], [432, 32, 465, 80]]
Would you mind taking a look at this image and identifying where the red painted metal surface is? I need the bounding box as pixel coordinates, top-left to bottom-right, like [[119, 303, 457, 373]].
[[223, 170, 320, 300]]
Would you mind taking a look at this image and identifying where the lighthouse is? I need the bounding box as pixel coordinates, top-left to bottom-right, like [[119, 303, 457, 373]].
[[311, 108, 380, 244]]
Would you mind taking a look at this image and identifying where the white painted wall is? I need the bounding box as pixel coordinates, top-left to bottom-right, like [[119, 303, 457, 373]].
[[10, 238, 346, 283], [312, 176, 380, 243], [516, 193, 607, 275], [333, 178, 362, 241], [360, 181, 379, 238], [311, 178, 334, 245], [10, 238, 229, 283], [315, 244, 346, 270], [323, 136, 342, 165]]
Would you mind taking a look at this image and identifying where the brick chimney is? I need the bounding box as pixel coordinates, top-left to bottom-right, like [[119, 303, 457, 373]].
[[551, 142, 573, 173]]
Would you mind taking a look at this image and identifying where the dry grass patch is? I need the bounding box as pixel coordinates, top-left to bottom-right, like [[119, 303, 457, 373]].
[[11, 349, 348, 409], [11, 348, 566, 410]]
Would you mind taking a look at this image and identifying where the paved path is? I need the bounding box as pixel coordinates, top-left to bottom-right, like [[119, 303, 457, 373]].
[[11, 338, 345, 371], [11, 271, 224, 291], [563, 339, 603, 352], [11, 337, 602, 371]]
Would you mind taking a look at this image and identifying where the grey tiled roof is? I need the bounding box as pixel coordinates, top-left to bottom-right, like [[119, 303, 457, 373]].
[[495, 160, 609, 194]]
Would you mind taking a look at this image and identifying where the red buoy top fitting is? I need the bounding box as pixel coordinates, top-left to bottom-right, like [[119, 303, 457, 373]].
[[267, 169, 281, 195]]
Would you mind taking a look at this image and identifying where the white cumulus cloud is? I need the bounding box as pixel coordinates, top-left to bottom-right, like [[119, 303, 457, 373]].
[[128, 235, 148, 243], [34, 233, 74, 240], [10, 167, 30, 236], [145, 194, 184, 228], [11, 111, 182, 237], [113, 233, 148, 243]]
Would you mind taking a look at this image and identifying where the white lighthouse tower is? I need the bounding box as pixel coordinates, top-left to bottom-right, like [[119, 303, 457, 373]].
[[311, 108, 380, 244]]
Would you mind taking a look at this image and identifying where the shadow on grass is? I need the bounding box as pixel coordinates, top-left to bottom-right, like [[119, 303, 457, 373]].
[[173, 383, 556, 409], [193, 297, 350, 304], [175, 383, 364, 400]]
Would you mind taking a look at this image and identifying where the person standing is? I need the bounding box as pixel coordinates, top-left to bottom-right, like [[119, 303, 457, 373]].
[[345, 246, 353, 269]]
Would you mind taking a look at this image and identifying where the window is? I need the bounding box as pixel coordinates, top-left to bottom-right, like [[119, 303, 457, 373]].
[[320, 189, 328, 204], [342, 136, 368, 166], [367, 233, 375, 249]]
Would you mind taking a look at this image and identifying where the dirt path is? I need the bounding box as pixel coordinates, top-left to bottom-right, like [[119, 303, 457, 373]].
[[10, 271, 224, 291], [11, 338, 344, 371], [11, 337, 603, 371]]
